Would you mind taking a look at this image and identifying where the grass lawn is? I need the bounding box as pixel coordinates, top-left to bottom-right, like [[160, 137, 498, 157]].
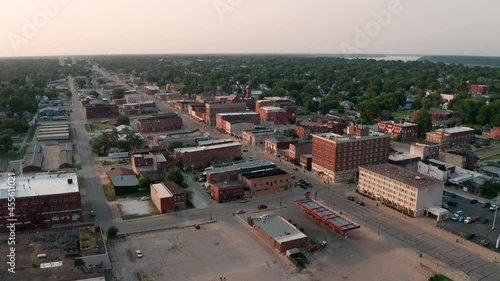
[[0, 145, 28, 160], [392, 111, 413, 118], [26, 125, 36, 142], [84, 124, 92, 133], [87, 122, 110, 132], [102, 184, 117, 201], [428, 274, 453, 281], [12, 138, 23, 144], [481, 152, 500, 161]]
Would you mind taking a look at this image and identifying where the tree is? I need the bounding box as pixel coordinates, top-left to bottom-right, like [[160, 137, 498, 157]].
[[116, 115, 130, 126], [415, 107, 433, 136], [165, 167, 185, 187], [138, 175, 152, 191], [107, 226, 119, 239], [481, 180, 500, 199], [168, 141, 184, 152], [113, 88, 125, 99], [283, 128, 299, 139], [0, 134, 13, 152]]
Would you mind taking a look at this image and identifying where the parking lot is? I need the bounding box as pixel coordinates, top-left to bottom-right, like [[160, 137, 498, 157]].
[[439, 192, 500, 253]]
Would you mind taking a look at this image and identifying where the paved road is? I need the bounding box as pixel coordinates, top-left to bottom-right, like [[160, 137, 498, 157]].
[[69, 76, 114, 232]]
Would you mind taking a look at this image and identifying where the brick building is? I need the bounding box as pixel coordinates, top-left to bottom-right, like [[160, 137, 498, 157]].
[[170, 100, 198, 111], [205, 102, 247, 126], [174, 142, 242, 169], [265, 136, 298, 157], [289, 140, 312, 165], [241, 167, 291, 196], [84, 103, 119, 119], [482, 126, 500, 140], [216, 112, 260, 134], [0, 173, 81, 232], [440, 149, 478, 170], [150, 182, 186, 213], [251, 215, 308, 253], [413, 109, 453, 121], [312, 126, 391, 182], [241, 129, 276, 146], [295, 124, 333, 139], [470, 84, 489, 94], [378, 121, 418, 140], [425, 127, 475, 151], [410, 140, 440, 160], [210, 181, 244, 203], [144, 86, 160, 95], [137, 113, 183, 133]]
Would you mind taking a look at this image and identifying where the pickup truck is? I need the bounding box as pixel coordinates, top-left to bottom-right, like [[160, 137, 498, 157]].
[[464, 216, 479, 224]]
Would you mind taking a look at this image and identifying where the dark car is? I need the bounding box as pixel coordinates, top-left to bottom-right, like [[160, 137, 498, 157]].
[[482, 219, 489, 224], [482, 202, 491, 208], [470, 199, 478, 204], [90, 211, 95, 217], [357, 201, 365, 206], [447, 201, 457, 207], [257, 204, 268, 210], [465, 233, 475, 240], [347, 196, 355, 201]]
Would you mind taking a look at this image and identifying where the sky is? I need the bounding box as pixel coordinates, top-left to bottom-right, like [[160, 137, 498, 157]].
[[0, 0, 499, 58]]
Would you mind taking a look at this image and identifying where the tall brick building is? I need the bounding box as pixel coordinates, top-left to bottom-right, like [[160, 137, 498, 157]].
[[174, 142, 242, 169], [137, 113, 183, 133], [312, 126, 391, 182], [425, 127, 475, 151], [378, 121, 418, 140], [205, 102, 247, 126], [482, 126, 500, 140], [84, 103, 119, 119]]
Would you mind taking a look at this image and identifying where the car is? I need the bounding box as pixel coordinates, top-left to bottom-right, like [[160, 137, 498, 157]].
[[257, 204, 268, 210], [482, 202, 491, 208], [240, 198, 249, 203], [458, 216, 465, 222], [441, 203, 449, 209], [448, 201, 457, 207], [290, 174, 295, 179], [481, 218, 489, 224], [140, 196, 150, 201], [347, 196, 355, 201], [90, 211, 95, 217], [470, 199, 478, 204], [451, 193, 457, 198], [489, 205, 499, 211], [319, 241, 327, 247], [454, 210, 464, 216], [235, 210, 246, 214], [307, 244, 319, 252], [479, 239, 489, 247], [356, 201, 365, 206], [242, 149, 248, 152], [293, 167, 298, 171], [465, 233, 475, 240], [136, 250, 143, 258], [260, 214, 270, 219]]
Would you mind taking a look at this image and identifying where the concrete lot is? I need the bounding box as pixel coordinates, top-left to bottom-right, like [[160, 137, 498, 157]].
[[41, 144, 61, 171], [112, 199, 152, 216]]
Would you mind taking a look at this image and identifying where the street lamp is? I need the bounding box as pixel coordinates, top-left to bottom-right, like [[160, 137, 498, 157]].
[[315, 186, 330, 200], [492, 192, 500, 230]]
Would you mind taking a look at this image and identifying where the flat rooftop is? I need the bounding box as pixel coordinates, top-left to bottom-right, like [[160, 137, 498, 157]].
[[0, 172, 79, 199], [217, 112, 258, 116], [295, 198, 360, 234], [389, 152, 421, 162], [313, 131, 388, 142], [436, 127, 474, 134], [360, 163, 442, 189], [241, 167, 288, 179], [174, 142, 241, 153], [252, 215, 307, 244], [151, 183, 172, 198], [380, 121, 418, 127], [197, 139, 234, 146], [205, 160, 275, 174]]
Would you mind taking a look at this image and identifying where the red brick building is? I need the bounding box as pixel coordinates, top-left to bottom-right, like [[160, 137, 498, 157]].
[[84, 103, 119, 119], [482, 127, 500, 140], [410, 140, 440, 160], [251, 215, 308, 253], [289, 140, 312, 165], [240, 168, 291, 196], [174, 142, 242, 169], [295, 124, 332, 139], [137, 113, 183, 133], [210, 181, 244, 203], [150, 182, 186, 213], [413, 109, 452, 121], [312, 126, 391, 182], [470, 84, 489, 94], [378, 121, 418, 140], [144, 86, 160, 95], [265, 136, 298, 157], [216, 112, 260, 133], [0, 173, 81, 232], [205, 102, 247, 126], [425, 127, 475, 151]]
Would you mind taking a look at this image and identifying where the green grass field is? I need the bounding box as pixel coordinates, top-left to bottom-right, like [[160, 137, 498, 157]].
[[86, 122, 110, 132], [392, 111, 413, 118], [481, 152, 500, 161]]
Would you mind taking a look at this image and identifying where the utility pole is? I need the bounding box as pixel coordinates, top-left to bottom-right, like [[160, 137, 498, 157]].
[[492, 192, 500, 230], [377, 222, 380, 235], [209, 200, 212, 221]]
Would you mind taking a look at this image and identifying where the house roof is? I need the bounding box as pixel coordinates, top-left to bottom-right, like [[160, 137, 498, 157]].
[[28, 144, 42, 154], [60, 143, 73, 151], [24, 153, 43, 168], [107, 167, 136, 176], [109, 174, 139, 187], [60, 150, 73, 165]]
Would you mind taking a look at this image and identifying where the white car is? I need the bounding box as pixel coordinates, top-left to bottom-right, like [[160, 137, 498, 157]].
[[490, 205, 499, 211], [136, 250, 143, 258], [140, 196, 150, 201]]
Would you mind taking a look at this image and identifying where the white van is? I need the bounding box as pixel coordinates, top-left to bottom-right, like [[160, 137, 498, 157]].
[[37, 254, 47, 258]]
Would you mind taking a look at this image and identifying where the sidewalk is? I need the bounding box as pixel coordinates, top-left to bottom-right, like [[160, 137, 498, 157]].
[[444, 186, 499, 205]]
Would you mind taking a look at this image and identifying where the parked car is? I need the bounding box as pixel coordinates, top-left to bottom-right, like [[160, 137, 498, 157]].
[[465, 233, 475, 240], [482, 202, 491, 208], [136, 250, 143, 258], [470, 199, 478, 204], [347, 196, 355, 201], [140, 196, 150, 201], [489, 205, 499, 211], [319, 241, 327, 247], [242, 149, 248, 152], [90, 211, 95, 217], [479, 239, 489, 247], [240, 198, 249, 203], [458, 216, 465, 222], [260, 214, 270, 219], [447, 201, 457, 207], [307, 244, 319, 252], [441, 203, 449, 209], [235, 210, 246, 214], [481, 218, 489, 224], [356, 201, 365, 206], [454, 210, 464, 216], [257, 204, 268, 210]]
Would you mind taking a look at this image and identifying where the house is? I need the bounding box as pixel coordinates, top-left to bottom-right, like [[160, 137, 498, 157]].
[[482, 127, 500, 140], [106, 167, 139, 195], [378, 121, 418, 140]]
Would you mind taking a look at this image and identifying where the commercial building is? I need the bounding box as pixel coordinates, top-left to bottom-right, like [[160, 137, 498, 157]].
[[288, 140, 312, 165], [251, 215, 308, 253], [144, 85, 160, 95], [388, 152, 421, 166], [240, 167, 291, 196], [470, 84, 489, 94], [482, 126, 500, 140], [241, 129, 276, 146], [131, 151, 174, 181], [23, 152, 43, 172], [173, 142, 242, 169], [0, 172, 81, 232], [137, 113, 183, 133], [312, 126, 391, 182], [358, 164, 444, 217], [410, 141, 440, 160], [150, 182, 186, 213], [209, 181, 244, 203], [439, 149, 478, 170], [264, 135, 298, 157], [205, 102, 247, 126], [39, 107, 60, 116], [425, 127, 475, 151], [106, 167, 139, 195], [216, 112, 260, 134], [377, 121, 418, 140], [205, 160, 276, 184], [84, 103, 119, 119], [413, 109, 452, 121], [417, 159, 455, 181], [295, 124, 334, 139]]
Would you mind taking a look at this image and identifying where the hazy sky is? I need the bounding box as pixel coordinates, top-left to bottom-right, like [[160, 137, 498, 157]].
[[1, 0, 499, 57]]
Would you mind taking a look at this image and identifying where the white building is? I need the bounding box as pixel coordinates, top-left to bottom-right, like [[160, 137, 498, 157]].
[[358, 164, 444, 217], [417, 159, 455, 181]]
